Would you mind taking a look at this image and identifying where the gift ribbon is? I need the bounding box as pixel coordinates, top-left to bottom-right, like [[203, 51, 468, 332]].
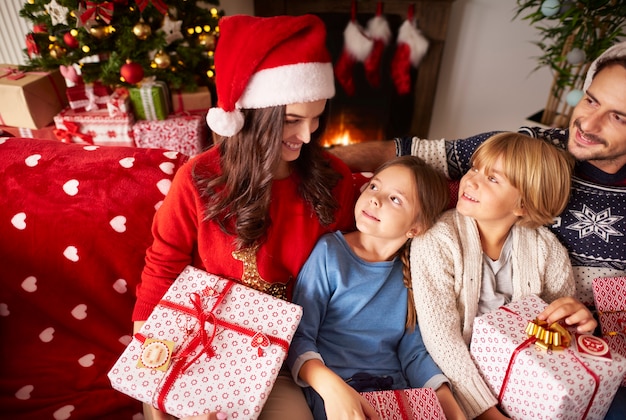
[[54, 121, 94, 144], [139, 280, 290, 412], [80, 1, 114, 25], [498, 306, 599, 419], [0, 67, 25, 80], [136, 0, 168, 15], [138, 82, 160, 120]]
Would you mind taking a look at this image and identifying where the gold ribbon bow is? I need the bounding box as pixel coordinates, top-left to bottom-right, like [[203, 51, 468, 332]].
[[525, 319, 571, 350]]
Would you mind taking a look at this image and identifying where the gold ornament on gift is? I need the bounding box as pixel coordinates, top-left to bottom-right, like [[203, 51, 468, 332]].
[[197, 32, 215, 50], [133, 20, 152, 40], [153, 50, 171, 69], [48, 43, 66, 59]]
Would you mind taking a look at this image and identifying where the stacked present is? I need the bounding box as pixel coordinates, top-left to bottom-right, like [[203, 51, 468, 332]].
[[108, 266, 302, 419], [0, 64, 67, 132], [470, 294, 626, 420], [593, 276, 626, 387]]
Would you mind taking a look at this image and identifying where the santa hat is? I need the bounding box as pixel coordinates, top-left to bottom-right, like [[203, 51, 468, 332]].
[[207, 15, 335, 137], [583, 41, 626, 91]]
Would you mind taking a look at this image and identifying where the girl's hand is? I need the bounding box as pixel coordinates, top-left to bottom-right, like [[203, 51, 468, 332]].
[[322, 383, 379, 420], [537, 297, 597, 334]]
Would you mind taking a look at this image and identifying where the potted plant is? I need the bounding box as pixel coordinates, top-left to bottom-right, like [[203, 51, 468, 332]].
[[514, 0, 626, 127]]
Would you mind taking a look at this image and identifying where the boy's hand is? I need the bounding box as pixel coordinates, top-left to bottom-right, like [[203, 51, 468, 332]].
[[537, 297, 597, 334]]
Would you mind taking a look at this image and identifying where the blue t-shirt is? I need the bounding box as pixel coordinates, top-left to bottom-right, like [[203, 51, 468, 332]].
[[287, 231, 447, 391]]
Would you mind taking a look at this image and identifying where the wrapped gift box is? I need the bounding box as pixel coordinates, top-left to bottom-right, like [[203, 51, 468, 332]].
[[133, 114, 207, 156], [0, 123, 57, 141], [593, 276, 626, 386], [66, 82, 112, 112], [470, 295, 626, 420], [53, 108, 135, 147], [0, 65, 68, 129], [107, 87, 130, 117], [360, 388, 446, 420], [108, 266, 302, 419], [171, 86, 212, 116], [129, 80, 170, 120]]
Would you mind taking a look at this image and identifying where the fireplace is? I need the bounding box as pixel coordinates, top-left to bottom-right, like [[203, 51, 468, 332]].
[[254, 0, 455, 146]]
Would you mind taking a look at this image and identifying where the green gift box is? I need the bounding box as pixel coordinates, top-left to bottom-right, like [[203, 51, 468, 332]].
[[129, 80, 170, 120]]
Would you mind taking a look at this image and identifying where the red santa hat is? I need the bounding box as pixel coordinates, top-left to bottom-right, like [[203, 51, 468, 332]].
[[207, 14, 335, 137]]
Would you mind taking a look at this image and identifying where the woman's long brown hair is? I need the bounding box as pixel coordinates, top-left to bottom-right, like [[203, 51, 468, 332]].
[[193, 105, 343, 250]]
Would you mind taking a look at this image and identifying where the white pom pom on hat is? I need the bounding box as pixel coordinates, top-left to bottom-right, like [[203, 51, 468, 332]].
[[206, 14, 335, 137]]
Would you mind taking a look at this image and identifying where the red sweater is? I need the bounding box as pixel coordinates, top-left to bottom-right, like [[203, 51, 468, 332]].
[[132, 146, 356, 320]]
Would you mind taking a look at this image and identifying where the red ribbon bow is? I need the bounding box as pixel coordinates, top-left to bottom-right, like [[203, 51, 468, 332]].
[[135, 0, 168, 15], [0, 67, 25, 80], [54, 121, 94, 144], [80, 1, 114, 25]]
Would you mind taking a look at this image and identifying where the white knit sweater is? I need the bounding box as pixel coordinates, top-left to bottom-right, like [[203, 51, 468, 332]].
[[410, 209, 575, 419]]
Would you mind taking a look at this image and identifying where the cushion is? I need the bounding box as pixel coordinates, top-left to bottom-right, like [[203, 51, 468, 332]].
[[0, 137, 189, 419]]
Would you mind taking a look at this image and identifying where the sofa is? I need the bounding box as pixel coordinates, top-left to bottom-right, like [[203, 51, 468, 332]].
[[1, 136, 189, 419]]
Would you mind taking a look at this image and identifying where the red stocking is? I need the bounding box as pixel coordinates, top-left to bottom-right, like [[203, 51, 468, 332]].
[[334, 0, 373, 96], [364, 2, 391, 88], [391, 4, 429, 95]]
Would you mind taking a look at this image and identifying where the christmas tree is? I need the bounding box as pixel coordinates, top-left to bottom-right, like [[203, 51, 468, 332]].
[[19, 0, 223, 91]]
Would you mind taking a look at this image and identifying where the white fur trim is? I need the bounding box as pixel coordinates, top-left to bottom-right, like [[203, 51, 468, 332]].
[[207, 107, 245, 137], [344, 21, 373, 61], [237, 62, 335, 109], [397, 20, 429, 67], [366, 15, 392, 44], [583, 41, 626, 91]]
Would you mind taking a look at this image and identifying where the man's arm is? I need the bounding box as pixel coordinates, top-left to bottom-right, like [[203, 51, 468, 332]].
[[329, 140, 397, 172]]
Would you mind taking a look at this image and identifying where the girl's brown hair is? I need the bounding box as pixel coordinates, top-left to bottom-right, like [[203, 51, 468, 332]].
[[193, 105, 343, 249], [470, 132, 574, 228], [375, 156, 450, 330]]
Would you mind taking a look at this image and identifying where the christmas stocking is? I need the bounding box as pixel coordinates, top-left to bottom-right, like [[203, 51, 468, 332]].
[[364, 2, 391, 88], [334, 1, 373, 96], [391, 4, 429, 95]]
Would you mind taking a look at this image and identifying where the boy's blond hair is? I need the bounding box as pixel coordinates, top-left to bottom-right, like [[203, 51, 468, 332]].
[[471, 132, 575, 228]]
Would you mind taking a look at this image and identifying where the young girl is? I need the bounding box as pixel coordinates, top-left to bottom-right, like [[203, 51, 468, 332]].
[[410, 132, 597, 420], [131, 15, 356, 420], [287, 156, 466, 420]]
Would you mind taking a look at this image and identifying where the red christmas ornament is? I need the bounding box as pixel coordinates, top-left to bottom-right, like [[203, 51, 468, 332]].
[[63, 32, 79, 49], [120, 61, 144, 84], [33, 23, 47, 33]]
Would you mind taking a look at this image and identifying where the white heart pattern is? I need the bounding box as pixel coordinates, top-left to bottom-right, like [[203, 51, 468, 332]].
[[63, 179, 79, 196], [113, 278, 128, 294], [21, 276, 37, 292], [0, 303, 9, 316], [159, 161, 175, 175], [11, 212, 26, 230], [119, 335, 132, 346], [119, 157, 135, 168], [39, 327, 55, 342], [83, 145, 98, 151], [53, 405, 75, 420], [15, 385, 34, 400], [109, 215, 127, 233], [71, 304, 88, 320], [25, 154, 41, 167], [163, 151, 178, 159], [78, 353, 95, 367], [63, 246, 79, 262], [156, 179, 171, 196]]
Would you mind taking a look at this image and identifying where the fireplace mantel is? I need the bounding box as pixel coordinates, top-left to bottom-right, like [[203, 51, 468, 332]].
[[254, 0, 456, 138]]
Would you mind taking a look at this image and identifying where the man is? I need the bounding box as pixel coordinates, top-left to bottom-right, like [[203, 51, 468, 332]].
[[332, 41, 626, 419]]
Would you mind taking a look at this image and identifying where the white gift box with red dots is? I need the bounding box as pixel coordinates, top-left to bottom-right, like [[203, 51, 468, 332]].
[[108, 265, 302, 419], [470, 295, 626, 420]]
